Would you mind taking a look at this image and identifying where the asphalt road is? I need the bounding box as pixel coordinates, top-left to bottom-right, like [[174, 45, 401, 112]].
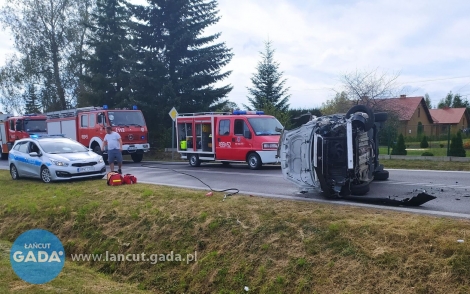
[[1, 159, 469, 219]]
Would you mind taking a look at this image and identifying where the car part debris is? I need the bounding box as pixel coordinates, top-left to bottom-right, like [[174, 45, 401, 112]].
[[342, 192, 436, 207], [278, 104, 435, 206]]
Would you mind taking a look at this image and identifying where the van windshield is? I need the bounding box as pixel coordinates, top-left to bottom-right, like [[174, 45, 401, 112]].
[[107, 111, 146, 127], [247, 117, 283, 136]]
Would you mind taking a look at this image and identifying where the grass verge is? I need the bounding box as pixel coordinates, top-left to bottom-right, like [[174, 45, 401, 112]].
[[1, 170, 470, 293]]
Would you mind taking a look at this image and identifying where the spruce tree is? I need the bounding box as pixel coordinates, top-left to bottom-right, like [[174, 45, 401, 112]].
[[449, 131, 466, 157], [245, 40, 290, 112], [131, 0, 233, 113], [391, 133, 407, 155], [23, 84, 42, 114], [420, 135, 429, 148], [81, 0, 133, 108]]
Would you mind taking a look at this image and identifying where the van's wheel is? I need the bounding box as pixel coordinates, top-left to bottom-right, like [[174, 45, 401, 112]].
[[374, 170, 389, 181], [346, 105, 375, 131], [10, 164, 20, 180], [40, 166, 52, 183], [189, 154, 201, 167], [247, 153, 262, 170], [350, 181, 370, 196], [131, 153, 143, 163], [374, 112, 388, 122], [1, 153, 8, 160]]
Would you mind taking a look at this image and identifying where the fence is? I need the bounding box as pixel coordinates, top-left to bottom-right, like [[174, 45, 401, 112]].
[[378, 123, 470, 156]]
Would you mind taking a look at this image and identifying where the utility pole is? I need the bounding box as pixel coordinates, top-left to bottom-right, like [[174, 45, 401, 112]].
[[446, 125, 451, 156]]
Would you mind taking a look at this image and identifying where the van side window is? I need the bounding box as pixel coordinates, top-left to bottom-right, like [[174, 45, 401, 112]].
[[234, 119, 249, 135], [89, 114, 96, 127], [219, 120, 230, 135], [81, 114, 88, 127]]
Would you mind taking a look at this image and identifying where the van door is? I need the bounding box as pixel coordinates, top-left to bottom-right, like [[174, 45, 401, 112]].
[[232, 118, 252, 161], [215, 118, 233, 160], [79, 114, 91, 147]]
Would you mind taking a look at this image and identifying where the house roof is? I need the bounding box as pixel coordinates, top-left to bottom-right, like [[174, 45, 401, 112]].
[[372, 96, 433, 122], [429, 108, 468, 124]]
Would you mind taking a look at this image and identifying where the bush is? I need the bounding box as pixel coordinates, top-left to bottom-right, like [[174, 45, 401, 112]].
[[440, 144, 444, 148], [391, 134, 407, 155], [420, 136, 429, 148], [464, 141, 470, 150], [448, 131, 466, 157], [421, 152, 434, 156]]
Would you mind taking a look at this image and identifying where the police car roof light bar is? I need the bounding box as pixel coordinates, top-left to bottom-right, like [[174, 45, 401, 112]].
[[30, 134, 66, 139]]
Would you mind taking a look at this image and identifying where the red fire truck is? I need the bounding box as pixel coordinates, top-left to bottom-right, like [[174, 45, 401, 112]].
[[1, 113, 48, 159], [175, 110, 283, 169], [45, 105, 150, 163]]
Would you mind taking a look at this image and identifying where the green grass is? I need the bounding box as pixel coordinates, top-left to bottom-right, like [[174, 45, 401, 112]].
[[380, 159, 470, 171], [0, 240, 153, 293], [0, 171, 470, 293]]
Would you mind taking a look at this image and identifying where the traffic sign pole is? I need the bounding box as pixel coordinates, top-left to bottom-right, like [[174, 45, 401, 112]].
[[168, 107, 178, 161]]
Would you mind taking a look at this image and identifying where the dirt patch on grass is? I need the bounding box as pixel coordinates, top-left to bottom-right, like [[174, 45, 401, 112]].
[[0, 171, 469, 293]]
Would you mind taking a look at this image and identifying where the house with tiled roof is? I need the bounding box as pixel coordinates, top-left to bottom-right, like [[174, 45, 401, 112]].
[[429, 107, 470, 134], [370, 95, 435, 137]]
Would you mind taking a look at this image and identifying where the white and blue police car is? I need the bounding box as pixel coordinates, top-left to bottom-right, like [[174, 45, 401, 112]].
[[8, 134, 106, 183]]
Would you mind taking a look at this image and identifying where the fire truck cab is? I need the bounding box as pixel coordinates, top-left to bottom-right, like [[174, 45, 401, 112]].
[[1, 113, 48, 159], [45, 105, 150, 163], [175, 110, 283, 169]]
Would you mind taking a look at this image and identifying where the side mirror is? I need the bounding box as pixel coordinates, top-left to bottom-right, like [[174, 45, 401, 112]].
[[244, 130, 252, 139], [29, 152, 39, 157]]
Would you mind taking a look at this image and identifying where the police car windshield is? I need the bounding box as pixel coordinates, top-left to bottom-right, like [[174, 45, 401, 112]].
[[39, 140, 89, 154], [247, 117, 283, 136], [24, 120, 47, 132], [108, 111, 145, 127]]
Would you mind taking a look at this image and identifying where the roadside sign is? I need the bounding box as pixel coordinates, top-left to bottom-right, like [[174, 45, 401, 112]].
[[169, 107, 178, 121]]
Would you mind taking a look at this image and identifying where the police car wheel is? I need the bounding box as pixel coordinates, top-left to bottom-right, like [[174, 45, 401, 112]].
[[247, 153, 262, 170], [40, 167, 52, 183], [10, 164, 20, 180]]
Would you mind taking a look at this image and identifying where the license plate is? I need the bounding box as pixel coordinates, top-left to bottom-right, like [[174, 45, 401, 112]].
[[78, 167, 94, 172], [128, 146, 136, 151]]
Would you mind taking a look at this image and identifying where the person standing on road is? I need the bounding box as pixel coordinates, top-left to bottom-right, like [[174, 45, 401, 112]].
[[103, 126, 123, 174]]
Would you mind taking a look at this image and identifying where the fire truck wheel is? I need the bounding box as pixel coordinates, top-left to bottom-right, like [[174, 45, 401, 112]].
[[10, 164, 20, 180], [247, 153, 262, 170], [131, 153, 143, 163], [40, 166, 52, 183], [189, 154, 201, 167]]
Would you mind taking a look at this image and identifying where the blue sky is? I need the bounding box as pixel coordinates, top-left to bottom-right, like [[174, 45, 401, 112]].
[[1, 0, 470, 112]]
